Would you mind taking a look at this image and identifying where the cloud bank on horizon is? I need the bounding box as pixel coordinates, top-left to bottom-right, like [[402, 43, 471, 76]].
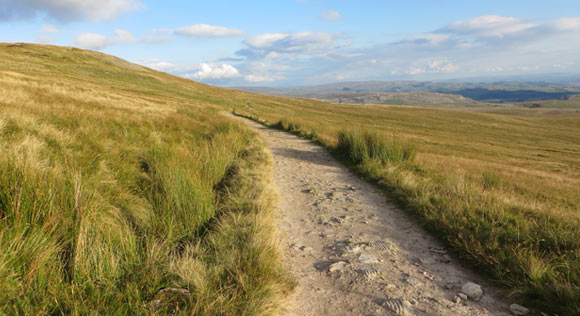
[[1, 0, 580, 86]]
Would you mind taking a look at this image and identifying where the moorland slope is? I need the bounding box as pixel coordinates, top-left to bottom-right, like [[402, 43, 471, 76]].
[[1, 43, 579, 315]]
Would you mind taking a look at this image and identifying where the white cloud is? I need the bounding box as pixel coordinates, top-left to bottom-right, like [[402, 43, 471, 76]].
[[146, 61, 177, 72], [487, 66, 505, 72], [408, 33, 450, 46], [136, 15, 580, 85], [440, 15, 534, 38], [71, 29, 138, 50], [113, 29, 136, 44], [408, 67, 426, 75], [185, 63, 241, 80], [428, 59, 460, 72], [244, 74, 279, 82], [320, 10, 342, 21], [238, 32, 345, 59], [392, 59, 460, 76], [73, 32, 108, 50], [245, 33, 288, 48], [136, 58, 203, 74], [41, 24, 58, 33], [174, 24, 246, 38], [0, 0, 143, 22], [547, 18, 580, 32]]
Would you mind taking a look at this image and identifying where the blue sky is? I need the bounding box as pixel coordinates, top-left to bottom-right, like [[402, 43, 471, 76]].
[[1, 0, 580, 86]]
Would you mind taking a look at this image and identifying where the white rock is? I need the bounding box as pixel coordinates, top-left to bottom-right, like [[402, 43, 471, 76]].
[[358, 253, 379, 264], [457, 293, 468, 301], [461, 282, 483, 300], [329, 261, 348, 272], [509, 303, 529, 315]]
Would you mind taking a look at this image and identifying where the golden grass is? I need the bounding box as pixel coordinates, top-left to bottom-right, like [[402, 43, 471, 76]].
[[0, 43, 292, 315], [230, 97, 580, 315], [3, 42, 579, 315]]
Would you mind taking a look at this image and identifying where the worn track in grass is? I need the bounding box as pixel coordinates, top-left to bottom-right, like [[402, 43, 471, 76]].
[[231, 114, 516, 316]]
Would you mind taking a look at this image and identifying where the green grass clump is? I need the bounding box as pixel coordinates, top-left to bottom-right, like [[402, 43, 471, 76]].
[[336, 129, 415, 164], [481, 170, 502, 190]]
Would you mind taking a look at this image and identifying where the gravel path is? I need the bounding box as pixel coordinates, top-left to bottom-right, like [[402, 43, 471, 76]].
[[233, 115, 518, 316]]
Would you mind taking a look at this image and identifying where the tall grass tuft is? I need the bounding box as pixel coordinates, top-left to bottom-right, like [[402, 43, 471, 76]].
[[336, 129, 415, 164]]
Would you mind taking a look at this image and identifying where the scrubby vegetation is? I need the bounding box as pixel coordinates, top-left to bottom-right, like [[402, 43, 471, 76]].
[[232, 98, 580, 315], [0, 44, 292, 315]]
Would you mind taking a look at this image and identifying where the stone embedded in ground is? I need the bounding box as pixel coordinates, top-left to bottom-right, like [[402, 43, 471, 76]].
[[330, 217, 345, 224], [329, 261, 349, 272], [461, 282, 483, 300], [340, 244, 361, 254], [299, 245, 313, 252], [509, 303, 529, 315], [358, 253, 379, 264], [457, 293, 468, 301], [429, 247, 447, 254], [371, 240, 393, 250], [382, 298, 408, 315], [357, 267, 380, 279]]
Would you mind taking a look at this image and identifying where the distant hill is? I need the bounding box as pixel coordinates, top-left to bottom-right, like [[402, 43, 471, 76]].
[[309, 91, 478, 105], [237, 80, 580, 104]]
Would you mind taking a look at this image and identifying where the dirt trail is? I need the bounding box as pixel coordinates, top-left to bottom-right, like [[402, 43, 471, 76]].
[[232, 115, 515, 316]]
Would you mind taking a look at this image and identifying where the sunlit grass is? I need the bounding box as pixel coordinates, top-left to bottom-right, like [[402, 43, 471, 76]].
[[0, 43, 291, 315], [232, 94, 580, 315]]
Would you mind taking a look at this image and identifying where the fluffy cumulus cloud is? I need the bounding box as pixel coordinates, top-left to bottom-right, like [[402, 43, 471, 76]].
[[174, 24, 246, 38], [238, 32, 346, 59], [73, 32, 108, 50], [72, 29, 136, 50], [0, 0, 143, 22], [320, 10, 342, 21], [113, 29, 136, 44], [185, 63, 241, 80], [136, 58, 201, 73]]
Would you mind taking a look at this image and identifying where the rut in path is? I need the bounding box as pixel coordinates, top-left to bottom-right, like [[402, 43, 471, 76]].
[[233, 115, 515, 316]]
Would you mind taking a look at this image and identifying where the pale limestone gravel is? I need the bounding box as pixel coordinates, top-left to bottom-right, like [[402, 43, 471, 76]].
[[231, 115, 514, 316]]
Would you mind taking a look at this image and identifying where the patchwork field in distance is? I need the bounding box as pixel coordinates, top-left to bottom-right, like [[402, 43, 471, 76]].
[[231, 94, 580, 315]]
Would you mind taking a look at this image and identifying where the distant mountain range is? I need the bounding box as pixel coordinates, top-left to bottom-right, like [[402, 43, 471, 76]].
[[236, 80, 580, 104]]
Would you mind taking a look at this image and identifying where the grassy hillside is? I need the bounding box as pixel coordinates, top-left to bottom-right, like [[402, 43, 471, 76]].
[[0, 44, 293, 315], [232, 99, 580, 314], [2, 43, 580, 315]]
